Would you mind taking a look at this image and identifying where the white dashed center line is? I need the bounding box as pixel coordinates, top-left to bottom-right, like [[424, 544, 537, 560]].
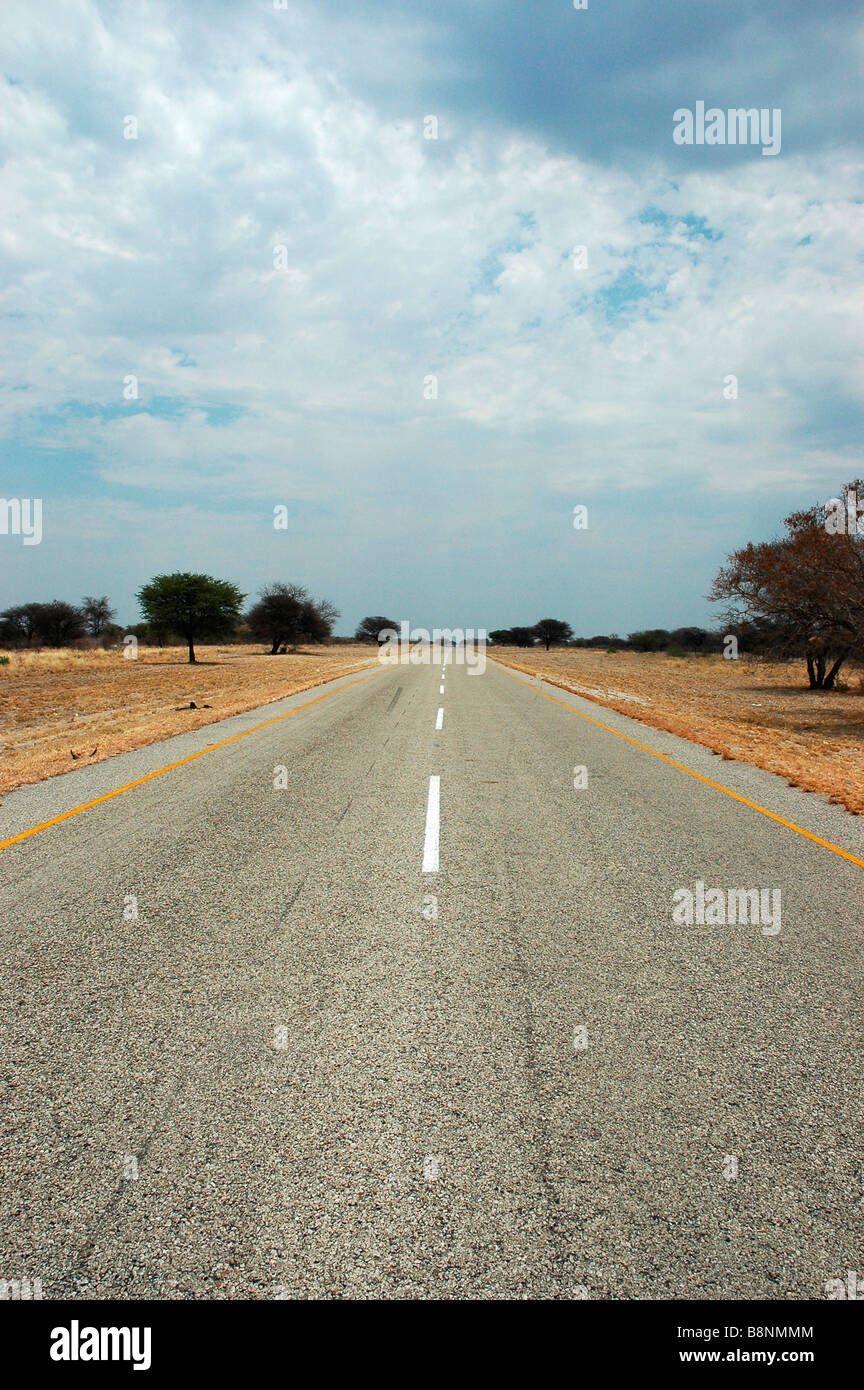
[[435, 707, 444, 730], [422, 776, 440, 872], [439, 684, 444, 693]]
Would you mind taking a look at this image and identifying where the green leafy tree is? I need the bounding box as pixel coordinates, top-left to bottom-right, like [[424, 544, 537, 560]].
[[355, 615, 399, 644], [137, 572, 245, 664], [533, 618, 574, 650], [125, 620, 169, 647]]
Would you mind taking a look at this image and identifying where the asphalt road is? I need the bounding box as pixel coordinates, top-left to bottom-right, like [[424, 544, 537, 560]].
[[1, 655, 862, 1300]]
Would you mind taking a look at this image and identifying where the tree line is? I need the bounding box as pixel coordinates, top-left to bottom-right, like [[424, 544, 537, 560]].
[[4, 481, 861, 685], [0, 596, 119, 648], [485, 479, 864, 688], [485, 622, 731, 654], [0, 573, 338, 665], [352, 617, 583, 651]]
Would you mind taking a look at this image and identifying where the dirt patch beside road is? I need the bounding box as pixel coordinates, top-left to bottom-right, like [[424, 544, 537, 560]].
[[0, 644, 378, 794]]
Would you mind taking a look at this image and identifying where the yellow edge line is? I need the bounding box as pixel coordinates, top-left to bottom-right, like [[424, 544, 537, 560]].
[[490, 659, 864, 872], [0, 667, 384, 852]]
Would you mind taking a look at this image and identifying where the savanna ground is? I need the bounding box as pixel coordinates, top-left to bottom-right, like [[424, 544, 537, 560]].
[[0, 644, 377, 797], [491, 647, 864, 816], [4, 642, 864, 816]]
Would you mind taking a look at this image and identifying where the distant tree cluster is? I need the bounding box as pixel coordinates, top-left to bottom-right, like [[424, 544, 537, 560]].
[[567, 634, 628, 650], [626, 627, 725, 655], [8, 480, 857, 689], [137, 574, 338, 663], [0, 596, 119, 648], [489, 618, 574, 649], [2, 574, 339, 664], [488, 622, 727, 654]]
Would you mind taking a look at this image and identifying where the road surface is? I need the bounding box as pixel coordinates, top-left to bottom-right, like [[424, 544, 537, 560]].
[[1, 655, 862, 1299]]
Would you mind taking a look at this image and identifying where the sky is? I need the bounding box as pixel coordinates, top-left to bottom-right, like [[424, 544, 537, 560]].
[[1, 0, 863, 635]]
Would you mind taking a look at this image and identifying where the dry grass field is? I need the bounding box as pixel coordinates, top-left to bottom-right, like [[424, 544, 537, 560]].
[[6, 642, 864, 816], [0, 644, 378, 796], [491, 647, 864, 816]]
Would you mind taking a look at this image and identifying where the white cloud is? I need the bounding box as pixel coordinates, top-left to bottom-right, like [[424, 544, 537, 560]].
[[1, 0, 862, 628]]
